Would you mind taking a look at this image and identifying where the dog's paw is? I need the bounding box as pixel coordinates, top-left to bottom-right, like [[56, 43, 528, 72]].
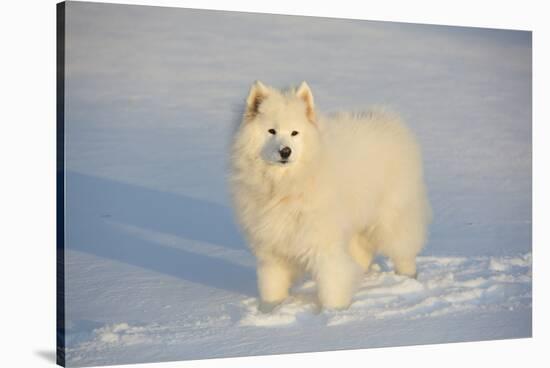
[[258, 301, 281, 314], [322, 303, 351, 312]]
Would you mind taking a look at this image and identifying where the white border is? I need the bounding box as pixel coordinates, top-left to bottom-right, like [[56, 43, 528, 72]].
[[1, 0, 547, 367]]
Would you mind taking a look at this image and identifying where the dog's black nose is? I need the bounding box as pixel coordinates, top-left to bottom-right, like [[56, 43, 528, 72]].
[[279, 147, 292, 159]]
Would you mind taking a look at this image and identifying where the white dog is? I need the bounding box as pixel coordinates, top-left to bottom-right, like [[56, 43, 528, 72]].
[[230, 81, 431, 311]]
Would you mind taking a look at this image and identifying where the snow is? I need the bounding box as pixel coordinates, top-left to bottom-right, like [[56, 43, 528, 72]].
[[62, 2, 531, 367], [237, 254, 531, 327]]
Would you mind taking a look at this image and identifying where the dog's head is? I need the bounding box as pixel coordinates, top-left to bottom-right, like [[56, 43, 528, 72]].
[[236, 81, 319, 168]]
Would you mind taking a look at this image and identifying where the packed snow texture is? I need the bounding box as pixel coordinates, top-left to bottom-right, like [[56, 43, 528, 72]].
[[63, 2, 531, 367]]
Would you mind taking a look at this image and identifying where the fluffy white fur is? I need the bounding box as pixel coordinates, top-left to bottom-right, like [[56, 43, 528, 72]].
[[230, 81, 431, 311]]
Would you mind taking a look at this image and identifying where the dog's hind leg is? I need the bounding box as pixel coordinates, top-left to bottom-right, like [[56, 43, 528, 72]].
[[348, 232, 375, 272], [374, 207, 427, 279]]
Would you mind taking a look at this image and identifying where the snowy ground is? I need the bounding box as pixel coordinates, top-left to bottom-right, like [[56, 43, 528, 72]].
[[63, 2, 531, 367]]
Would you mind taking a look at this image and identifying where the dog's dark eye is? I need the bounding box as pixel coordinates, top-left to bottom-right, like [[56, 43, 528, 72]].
[[268, 129, 276, 135], [291, 131, 299, 136]]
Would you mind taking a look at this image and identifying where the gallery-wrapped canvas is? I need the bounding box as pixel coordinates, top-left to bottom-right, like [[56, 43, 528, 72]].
[[57, 1, 532, 366]]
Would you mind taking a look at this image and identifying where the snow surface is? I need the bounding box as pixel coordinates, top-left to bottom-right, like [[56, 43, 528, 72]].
[[63, 2, 531, 367]]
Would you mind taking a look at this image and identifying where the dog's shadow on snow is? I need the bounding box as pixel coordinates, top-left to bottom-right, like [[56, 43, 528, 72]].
[[64, 171, 256, 296]]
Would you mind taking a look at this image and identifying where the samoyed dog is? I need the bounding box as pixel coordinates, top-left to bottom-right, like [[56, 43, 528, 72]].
[[230, 81, 431, 311]]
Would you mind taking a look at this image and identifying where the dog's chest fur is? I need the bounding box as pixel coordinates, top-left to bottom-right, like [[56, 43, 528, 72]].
[[243, 189, 320, 261]]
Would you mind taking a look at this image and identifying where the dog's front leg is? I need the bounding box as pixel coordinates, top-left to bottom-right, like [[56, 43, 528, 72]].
[[315, 247, 361, 310], [256, 254, 294, 312]]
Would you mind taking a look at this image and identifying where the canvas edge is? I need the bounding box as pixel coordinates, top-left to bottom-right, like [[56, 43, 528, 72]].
[[56, 1, 66, 367]]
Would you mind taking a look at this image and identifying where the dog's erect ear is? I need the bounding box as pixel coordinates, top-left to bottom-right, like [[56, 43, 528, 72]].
[[245, 80, 269, 120], [296, 81, 316, 123]]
